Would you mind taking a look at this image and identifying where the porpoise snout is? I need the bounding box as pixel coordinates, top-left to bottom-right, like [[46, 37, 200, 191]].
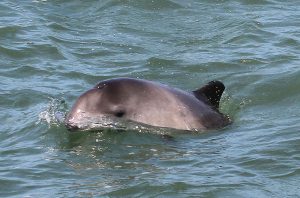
[[64, 117, 79, 131], [65, 121, 79, 131]]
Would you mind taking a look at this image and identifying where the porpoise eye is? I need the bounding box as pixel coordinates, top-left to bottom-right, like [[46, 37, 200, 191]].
[[115, 111, 125, 118]]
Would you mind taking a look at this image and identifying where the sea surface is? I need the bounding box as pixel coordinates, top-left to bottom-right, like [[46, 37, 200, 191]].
[[1, 0, 300, 197]]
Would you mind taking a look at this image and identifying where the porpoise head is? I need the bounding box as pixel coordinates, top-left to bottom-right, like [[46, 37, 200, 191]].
[[64, 80, 131, 131]]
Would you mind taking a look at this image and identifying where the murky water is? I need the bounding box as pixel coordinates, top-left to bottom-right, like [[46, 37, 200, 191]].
[[1, 0, 300, 197]]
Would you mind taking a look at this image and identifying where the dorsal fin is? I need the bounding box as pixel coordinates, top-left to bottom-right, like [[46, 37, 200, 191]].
[[192, 81, 225, 109]]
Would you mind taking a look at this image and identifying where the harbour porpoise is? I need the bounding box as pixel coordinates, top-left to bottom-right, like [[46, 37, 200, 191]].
[[65, 78, 231, 132]]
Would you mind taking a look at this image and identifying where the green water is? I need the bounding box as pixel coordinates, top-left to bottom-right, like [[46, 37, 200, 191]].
[[1, 0, 300, 197]]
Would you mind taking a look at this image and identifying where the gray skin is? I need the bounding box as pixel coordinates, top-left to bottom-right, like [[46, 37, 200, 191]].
[[65, 78, 231, 132]]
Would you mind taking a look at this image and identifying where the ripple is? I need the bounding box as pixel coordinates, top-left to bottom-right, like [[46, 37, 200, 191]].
[[99, 0, 183, 11], [2, 65, 51, 78], [222, 19, 276, 45], [47, 22, 72, 32], [146, 57, 179, 67], [0, 25, 21, 37], [239, 0, 275, 5], [274, 37, 300, 49], [106, 181, 197, 197], [224, 33, 265, 45], [270, 168, 300, 179], [0, 179, 25, 197], [0, 90, 50, 115], [0, 45, 27, 59], [0, 42, 65, 60]]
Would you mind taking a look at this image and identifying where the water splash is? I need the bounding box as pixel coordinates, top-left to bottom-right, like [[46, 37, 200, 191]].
[[67, 114, 173, 135], [37, 97, 67, 127]]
